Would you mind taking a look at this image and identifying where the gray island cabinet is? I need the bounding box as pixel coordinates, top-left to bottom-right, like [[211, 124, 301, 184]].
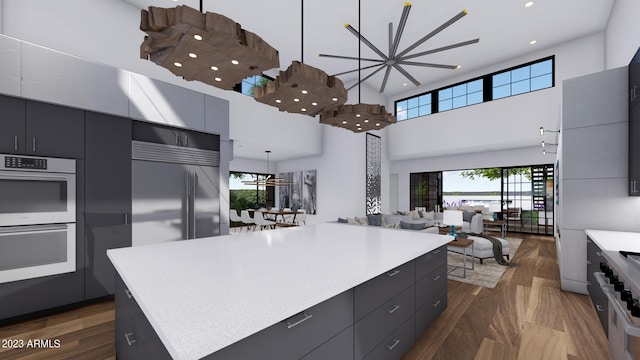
[[108, 223, 450, 360]]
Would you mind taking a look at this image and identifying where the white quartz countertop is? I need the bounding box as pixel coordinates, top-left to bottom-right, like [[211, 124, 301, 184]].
[[585, 229, 640, 252], [107, 223, 451, 360]]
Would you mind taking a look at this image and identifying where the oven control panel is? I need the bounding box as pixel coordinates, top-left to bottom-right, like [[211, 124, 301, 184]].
[[4, 156, 48, 170]]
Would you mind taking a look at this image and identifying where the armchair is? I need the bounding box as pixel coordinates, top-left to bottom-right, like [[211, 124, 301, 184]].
[[461, 213, 483, 234]]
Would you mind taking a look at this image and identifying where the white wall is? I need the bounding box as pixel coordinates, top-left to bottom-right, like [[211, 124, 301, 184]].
[[387, 32, 605, 161], [605, 0, 640, 69]]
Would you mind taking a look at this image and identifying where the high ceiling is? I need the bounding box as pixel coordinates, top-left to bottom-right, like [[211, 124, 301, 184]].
[[122, 0, 614, 98]]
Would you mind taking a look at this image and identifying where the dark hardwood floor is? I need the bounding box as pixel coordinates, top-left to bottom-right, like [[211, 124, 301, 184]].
[[0, 233, 609, 360]]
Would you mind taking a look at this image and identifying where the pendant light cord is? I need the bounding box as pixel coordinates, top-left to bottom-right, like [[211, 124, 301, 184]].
[[358, 0, 361, 103], [199, 0, 203, 12], [301, 0, 304, 63]]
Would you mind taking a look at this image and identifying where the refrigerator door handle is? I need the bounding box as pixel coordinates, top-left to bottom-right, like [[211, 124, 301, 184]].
[[193, 169, 197, 237], [185, 169, 190, 239]]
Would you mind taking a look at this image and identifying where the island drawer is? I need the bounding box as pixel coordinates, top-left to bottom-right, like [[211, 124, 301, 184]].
[[416, 287, 447, 337], [300, 325, 354, 360], [355, 260, 415, 320], [362, 315, 415, 360], [415, 245, 446, 281], [415, 265, 447, 309], [355, 285, 415, 360], [207, 289, 354, 360]]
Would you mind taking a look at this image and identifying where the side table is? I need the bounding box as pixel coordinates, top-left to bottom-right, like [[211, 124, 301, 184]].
[[447, 238, 474, 278]]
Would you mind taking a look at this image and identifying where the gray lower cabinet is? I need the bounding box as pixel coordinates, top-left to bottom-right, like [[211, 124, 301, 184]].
[[586, 237, 608, 333], [629, 60, 640, 195], [84, 112, 132, 299], [114, 245, 448, 359]]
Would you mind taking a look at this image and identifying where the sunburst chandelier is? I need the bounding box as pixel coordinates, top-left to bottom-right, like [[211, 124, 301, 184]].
[[319, 3, 479, 94]]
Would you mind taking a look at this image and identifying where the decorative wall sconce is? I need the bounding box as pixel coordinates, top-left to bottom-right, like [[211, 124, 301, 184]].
[[253, 61, 348, 116], [139, 5, 280, 90], [539, 127, 560, 136]]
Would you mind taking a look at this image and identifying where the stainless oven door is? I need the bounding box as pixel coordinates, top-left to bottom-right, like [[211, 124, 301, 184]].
[[0, 171, 76, 226], [0, 224, 76, 284]]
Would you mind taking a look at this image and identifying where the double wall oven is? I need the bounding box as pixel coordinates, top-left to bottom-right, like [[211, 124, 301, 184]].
[[0, 154, 76, 284]]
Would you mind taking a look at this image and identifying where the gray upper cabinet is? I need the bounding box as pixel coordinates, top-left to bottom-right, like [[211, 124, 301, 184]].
[[84, 111, 132, 299], [0, 95, 26, 154], [629, 61, 640, 195], [25, 100, 85, 159], [0, 96, 84, 158]]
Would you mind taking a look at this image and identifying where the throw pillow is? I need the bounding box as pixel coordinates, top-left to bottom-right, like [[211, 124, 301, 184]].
[[355, 216, 368, 225], [337, 217, 347, 223], [367, 213, 382, 226], [409, 210, 420, 220], [463, 210, 475, 223], [422, 211, 435, 220]]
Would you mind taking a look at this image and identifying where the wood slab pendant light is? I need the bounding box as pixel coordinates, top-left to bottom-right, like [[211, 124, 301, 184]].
[[139, 4, 280, 90], [253, 0, 347, 116], [319, 0, 396, 133]]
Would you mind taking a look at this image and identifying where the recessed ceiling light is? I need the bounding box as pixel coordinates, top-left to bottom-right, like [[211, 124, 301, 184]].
[[293, 98, 300, 102], [357, 127, 362, 131], [342, 120, 347, 124], [375, 123, 380, 126], [231, 59, 239, 65], [174, 62, 182, 67], [311, 102, 318, 106], [525, 1, 534, 8], [301, 90, 308, 94], [301, 108, 307, 112], [275, 99, 282, 103], [332, 97, 338, 101], [402, 83, 408, 87], [211, 66, 219, 71], [193, 34, 203, 41], [529, 40, 537, 45], [355, 114, 361, 118], [364, 119, 369, 123], [214, 77, 222, 82], [188, 53, 197, 58]]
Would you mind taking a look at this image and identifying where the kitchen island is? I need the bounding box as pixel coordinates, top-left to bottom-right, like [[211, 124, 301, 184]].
[[108, 223, 451, 360]]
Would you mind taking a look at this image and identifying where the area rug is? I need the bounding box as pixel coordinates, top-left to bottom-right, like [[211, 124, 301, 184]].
[[447, 237, 522, 288]]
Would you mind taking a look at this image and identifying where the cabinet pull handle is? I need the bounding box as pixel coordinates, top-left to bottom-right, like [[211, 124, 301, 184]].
[[386, 339, 400, 351], [14, 136, 18, 150], [124, 332, 137, 346], [596, 305, 605, 312], [184, 134, 188, 146], [124, 214, 128, 225], [124, 289, 133, 299], [432, 300, 441, 308], [387, 269, 400, 277], [32, 138, 36, 152], [286, 312, 313, 329], [432, 275, 441, 281], [387, 305, 400, 314]]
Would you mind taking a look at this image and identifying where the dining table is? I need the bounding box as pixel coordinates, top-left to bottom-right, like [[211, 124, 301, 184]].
[[250, 209, 304, 225]]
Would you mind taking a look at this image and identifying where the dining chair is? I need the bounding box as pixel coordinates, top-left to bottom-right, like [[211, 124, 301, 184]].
[[254, 214, 276, 230], [294, 209, 307, 226], [282, 208, 294, 224], [240, 210, 256, 231], [229, 209, 243, 232]]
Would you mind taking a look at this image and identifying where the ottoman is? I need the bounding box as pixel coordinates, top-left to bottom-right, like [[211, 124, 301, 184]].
[[448, 235, 509, 264]]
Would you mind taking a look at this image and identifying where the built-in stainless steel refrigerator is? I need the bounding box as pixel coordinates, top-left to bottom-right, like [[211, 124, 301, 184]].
[[131, 141, 220, 246]]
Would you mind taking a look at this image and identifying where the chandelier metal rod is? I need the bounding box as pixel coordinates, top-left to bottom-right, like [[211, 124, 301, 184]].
[[389, 3, 411, 58], [395, 61, 459, 69], [396, 10, 468, 58], [399, 38, 479, 61], [332, 63, 384, 77]]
